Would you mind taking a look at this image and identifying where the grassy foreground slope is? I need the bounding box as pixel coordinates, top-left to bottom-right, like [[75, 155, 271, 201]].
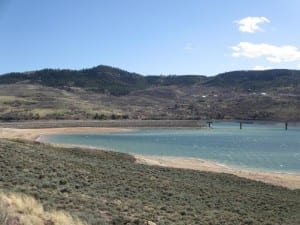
[[0, 139, 300, 225]]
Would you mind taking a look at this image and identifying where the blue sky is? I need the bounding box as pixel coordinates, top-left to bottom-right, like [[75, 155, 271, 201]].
[[1, 0, 300, 75]]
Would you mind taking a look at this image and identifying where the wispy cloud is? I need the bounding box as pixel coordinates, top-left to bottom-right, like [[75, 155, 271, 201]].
[[236, 16, 270, 33], [231, 42, 300, 63], [253, 65, 272, 70]]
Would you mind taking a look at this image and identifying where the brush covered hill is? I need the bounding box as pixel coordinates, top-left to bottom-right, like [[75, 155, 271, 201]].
[[0, 66, 299, 121], [0, 66, 205, 96], [206, 69, 300, 90], [0, 138, 299, 225]]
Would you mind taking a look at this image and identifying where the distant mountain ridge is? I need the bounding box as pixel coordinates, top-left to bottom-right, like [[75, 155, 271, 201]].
[[206, 69, 300, 90], [0, 65, 206, 95], [0, 65, 299, 121], [1, 65, 299, 95]]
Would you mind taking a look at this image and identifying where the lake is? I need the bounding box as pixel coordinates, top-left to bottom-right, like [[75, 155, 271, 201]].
[[39, 122, 300, 173]]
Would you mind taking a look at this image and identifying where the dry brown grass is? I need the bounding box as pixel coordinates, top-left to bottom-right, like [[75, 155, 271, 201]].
[[0, 191, 87, 225]]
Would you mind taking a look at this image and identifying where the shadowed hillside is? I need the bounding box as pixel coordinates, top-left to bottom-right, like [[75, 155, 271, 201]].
[[206, 70, 300, 90], [0, 66, 205, 96]]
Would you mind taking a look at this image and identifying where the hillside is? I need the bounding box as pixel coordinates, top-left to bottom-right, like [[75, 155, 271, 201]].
[[0, 139, 299, 225], [206, 70, 300, 90], [0, 66, 299, 121], [0, 66, 205, 96]]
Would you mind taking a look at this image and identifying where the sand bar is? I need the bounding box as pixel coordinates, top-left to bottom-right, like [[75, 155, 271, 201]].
[[0, 127, 130, 141], [0, 127, 299, 189]]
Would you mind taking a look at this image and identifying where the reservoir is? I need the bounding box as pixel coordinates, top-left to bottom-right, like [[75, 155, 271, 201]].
[[39, 122, 300, 173]]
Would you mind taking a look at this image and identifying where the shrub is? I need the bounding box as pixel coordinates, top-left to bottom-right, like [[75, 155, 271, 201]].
[[0, 191, 87, 225]]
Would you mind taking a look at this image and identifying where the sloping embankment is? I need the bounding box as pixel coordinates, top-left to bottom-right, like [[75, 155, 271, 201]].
[[0, 120, 205, 129]]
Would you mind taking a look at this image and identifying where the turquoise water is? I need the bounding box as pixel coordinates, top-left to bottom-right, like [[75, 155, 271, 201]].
[[39, 122, 300, 173]]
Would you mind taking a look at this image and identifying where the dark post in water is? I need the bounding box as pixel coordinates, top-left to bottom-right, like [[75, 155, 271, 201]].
[[240, 122, 242, 130], [285, 122, 288, 130]]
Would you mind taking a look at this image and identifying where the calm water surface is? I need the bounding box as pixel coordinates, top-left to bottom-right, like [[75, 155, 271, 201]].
[[39, 122, 300, 173]]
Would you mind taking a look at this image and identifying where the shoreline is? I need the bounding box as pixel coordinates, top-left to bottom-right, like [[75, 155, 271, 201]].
[[134, 155, 300, 189], [0, 127, 132, 141], [0, 127, 299, 189]]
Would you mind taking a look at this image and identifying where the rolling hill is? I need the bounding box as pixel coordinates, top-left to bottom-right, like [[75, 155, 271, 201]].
[[0, 66, 299, 121]]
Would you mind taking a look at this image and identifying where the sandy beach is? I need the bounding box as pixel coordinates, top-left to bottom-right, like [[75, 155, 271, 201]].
[[135, 155, 300, 190], [0, 127, 131, 140], [1, 127, 299, 189]]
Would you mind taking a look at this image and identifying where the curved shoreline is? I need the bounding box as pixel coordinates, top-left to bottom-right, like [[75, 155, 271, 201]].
[[134, 155, 300, 189], [0, 127, 299, 189]]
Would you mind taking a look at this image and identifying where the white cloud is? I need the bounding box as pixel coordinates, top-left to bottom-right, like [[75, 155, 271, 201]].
[[236, 16, 270, 33], [253, 66, 272, 70], [231, 42, 300, 63]]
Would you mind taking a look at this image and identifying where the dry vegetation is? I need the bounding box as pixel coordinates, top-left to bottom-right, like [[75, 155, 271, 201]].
[[0, 138, 299, 225], [0, 84, 121, 120], [0, 191, 86, 225], [1, 66, 299, 121], [0, 83, 299, 121]]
